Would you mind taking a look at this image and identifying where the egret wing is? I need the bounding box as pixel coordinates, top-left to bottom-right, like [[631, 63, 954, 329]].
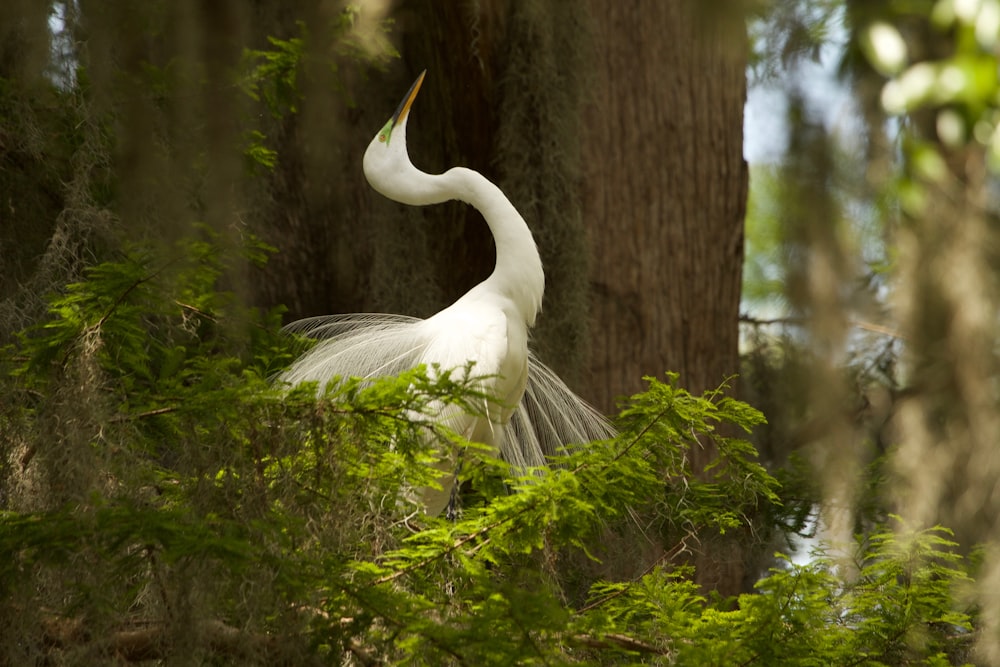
[[279, 314, 615, 478], [281, 310, 508, 448], [280, 313, 429, 387]]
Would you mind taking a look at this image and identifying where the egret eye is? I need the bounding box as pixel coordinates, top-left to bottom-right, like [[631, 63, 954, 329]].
[[378, 133, 387, 143]]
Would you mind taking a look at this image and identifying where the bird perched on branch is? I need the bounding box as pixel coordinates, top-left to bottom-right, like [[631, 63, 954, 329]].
[[281, 71, 613, 515]]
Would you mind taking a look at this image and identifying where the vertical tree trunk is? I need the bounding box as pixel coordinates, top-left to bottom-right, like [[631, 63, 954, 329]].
[[581, 0, 749, 594]]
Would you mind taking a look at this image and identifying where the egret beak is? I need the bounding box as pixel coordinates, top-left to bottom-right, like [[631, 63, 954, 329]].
[[392, 70, 426, 126]]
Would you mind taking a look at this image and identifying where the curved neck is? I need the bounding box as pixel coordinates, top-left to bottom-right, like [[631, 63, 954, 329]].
[[364, 120, 545, 325], [407, 166, 545, 326], [448, 167, 544, 320]]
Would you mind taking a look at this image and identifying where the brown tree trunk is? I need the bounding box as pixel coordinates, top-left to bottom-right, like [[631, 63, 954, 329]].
[[581, 0, 749, 594]]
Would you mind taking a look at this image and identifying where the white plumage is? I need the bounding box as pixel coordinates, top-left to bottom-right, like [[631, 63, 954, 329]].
[[281, 72, 613, 514]]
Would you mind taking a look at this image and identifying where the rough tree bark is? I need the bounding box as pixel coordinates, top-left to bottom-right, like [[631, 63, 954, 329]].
[[581, 0, 749, 595]]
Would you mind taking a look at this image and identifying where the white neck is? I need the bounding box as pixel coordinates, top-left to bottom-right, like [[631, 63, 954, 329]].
[[441, 167, 544, 325], [365, 123, 545, 326]]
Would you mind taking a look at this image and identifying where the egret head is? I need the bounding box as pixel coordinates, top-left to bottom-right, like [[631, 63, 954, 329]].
[[363, 71, 426, 198]]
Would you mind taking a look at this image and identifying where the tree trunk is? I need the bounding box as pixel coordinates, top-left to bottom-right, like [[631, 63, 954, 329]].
[[581, 0, 749, 595]]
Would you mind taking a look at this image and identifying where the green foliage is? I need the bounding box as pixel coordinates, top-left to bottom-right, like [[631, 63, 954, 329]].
[[569, 524, 975, 666], [14, 228, 283, 389], [616, 373, 778, 538], [743, 165, 790, 314], [748, 0, 844, 81], [744, 3, 1000, 659], [239, 10, 398, 172], [0, 237, 981, 664], [242, 30, 307, 119], [856, 0, 1000, 194]]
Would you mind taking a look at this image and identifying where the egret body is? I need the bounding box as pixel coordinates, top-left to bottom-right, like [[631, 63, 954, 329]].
[[281, 72, 612, 515]]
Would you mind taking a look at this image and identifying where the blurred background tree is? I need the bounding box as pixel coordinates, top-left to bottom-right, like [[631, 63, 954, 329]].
[[743, 0, 1000, 659]]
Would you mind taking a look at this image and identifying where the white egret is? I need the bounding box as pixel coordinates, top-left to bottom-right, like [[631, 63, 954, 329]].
[[281, 71, 613, 515]]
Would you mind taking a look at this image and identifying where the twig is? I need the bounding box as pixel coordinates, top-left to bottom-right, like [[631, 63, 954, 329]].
[[109, 406, 180, 423], [739, 314, 904, 339], [96, 271, 162, 329], [575, 533, 695, 615], [175, 300, 219, 323], [573, 632, 671, 656]]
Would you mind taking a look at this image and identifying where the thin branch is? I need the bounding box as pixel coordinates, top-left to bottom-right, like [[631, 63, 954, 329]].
[[174, 300, 219, 323], [575, 532, 696, 615], [573, 632, 672, 656], [739, 314, 905, 339], [109, 406, 180, 422], [849, 318, 904, 339], [96, 272, 160, 329]]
